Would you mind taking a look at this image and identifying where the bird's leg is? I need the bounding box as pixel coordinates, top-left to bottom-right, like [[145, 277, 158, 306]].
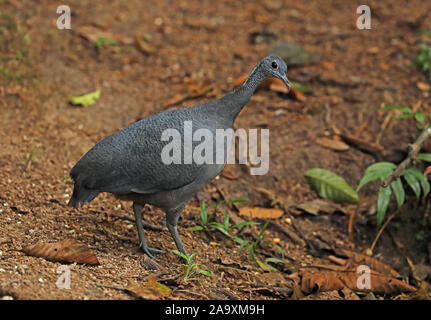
[[133, 203, 165, 258], [166, 205, 189, 262]]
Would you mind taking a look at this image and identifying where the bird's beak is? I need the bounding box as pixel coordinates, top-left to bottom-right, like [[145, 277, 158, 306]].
[[281, 74, 291, 91]]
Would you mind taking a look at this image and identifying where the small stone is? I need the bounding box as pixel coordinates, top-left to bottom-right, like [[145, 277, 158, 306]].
[[38, 278, 44, 283], [268, 42, 316, 67]]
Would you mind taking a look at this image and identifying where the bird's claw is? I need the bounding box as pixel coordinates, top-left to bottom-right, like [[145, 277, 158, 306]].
[[138, 242, 165, 259]]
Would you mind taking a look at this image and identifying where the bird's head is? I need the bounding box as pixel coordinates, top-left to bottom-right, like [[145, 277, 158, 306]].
[[261, 55, 290, 91]]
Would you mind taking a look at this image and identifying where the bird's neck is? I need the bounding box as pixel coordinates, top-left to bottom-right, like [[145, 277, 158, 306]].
[[217, 62, 266, 122]]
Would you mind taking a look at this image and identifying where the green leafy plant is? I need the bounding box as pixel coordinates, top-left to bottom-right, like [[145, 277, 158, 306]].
[[357, 162, 430, 227], [416, 43, 431, 81], [172, 250, 211, 282], [190, 200, 285, 271], [380, 105, 429, 130], [189, 200, 257, 236], [304, 168, 359, 204], [232, 220, 285, 271]]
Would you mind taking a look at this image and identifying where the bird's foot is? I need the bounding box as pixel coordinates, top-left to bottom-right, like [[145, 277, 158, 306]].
[[138, 242, 165, 259]]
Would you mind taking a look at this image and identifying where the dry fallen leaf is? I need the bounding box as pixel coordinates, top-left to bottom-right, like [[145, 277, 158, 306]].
[[300, 269, 416, 295], [221, 165, 239, 180], [125, 277, 171, 299], [135, 34, 155, 55], [294, 199, 348, 216], [417, 81, 431, 91], [339, 249, 401, 278], [238, 207, 284, 219], [22, 239, 99, 265], [315, 137, 350, 151]]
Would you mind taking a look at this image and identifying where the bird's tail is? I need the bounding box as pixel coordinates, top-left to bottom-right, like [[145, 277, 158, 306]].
[[68, 182, 99, 208]]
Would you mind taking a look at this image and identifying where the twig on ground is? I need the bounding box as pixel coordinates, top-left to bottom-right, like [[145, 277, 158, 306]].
[[369, 210, 399, 254], [340, 133, 384, 156], [248, 284, 293, 296], [347, 206, 358, 245], [382, 126, 431, 187]]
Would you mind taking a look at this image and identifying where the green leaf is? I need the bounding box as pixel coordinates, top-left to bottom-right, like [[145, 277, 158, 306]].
[[223, 210, 229, 230], [357, 162, 397, 191], [402, 169, 422, 199], [223, 198, 249, 205], [404, 167, 430, 199], [209, 223, 231, 237], [357, 170, 390, 191], [172, 249, 190, 263], [304, 168, 359, 204], [69, 89, 101, 107], [364, 162, 397, 173], [256, 259, 279, 272], [188, 251, 198, 263], [254, 220, 270, 247], [390, 179, 405, 209], [418, 153, 431, 162], [414, 112, 427, 123], [377, 186, 392, 228], [200, 202, 208, 225], [196, 268, 211, 277], [156, 282, 172, 295], [188, 225, 204, 231], [380, 105, 412, 114], [265, 257, 285, 264]]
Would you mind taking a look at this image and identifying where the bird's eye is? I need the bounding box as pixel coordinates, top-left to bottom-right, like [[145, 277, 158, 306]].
[[271, 61, 278, 69]]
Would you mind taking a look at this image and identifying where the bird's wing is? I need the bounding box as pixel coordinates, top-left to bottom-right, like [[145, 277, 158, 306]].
[[71, 117, 204, 195]]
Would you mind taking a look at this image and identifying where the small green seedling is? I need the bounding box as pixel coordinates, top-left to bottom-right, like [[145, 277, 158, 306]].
[[189, 200, 258, 237], [233, 220, 285, 271], [172, 250, 211, 282]]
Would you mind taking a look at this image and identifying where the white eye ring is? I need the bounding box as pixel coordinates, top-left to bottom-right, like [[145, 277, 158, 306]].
[[271, 61, 278, 69]]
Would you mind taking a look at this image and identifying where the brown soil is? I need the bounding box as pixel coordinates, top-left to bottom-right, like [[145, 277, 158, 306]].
[[1, 0, 430, 300]]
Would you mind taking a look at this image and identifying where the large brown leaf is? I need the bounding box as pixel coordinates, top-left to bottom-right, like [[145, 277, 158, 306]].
[[22, 239, 99, 265], [301, 269, 416, 295], [339, 249, 401, 278]]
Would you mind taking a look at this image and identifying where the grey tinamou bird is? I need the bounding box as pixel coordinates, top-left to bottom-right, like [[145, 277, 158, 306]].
[[68, 55, 290, 260]]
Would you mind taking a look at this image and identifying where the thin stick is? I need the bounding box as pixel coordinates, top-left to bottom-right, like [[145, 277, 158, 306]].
[[382, 127, 431, 187], [347, 207, 358, 245], [369, 210, 399, 253]]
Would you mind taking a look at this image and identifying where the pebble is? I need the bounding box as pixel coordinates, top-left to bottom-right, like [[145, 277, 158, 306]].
[[38, 278, 44, 283]]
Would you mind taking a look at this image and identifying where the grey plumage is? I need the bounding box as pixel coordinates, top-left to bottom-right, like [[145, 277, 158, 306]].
[[68, 55, 290, 260]]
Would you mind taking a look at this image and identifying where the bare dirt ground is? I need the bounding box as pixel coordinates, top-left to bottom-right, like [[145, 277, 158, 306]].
[[1, 0, 431, 300]]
